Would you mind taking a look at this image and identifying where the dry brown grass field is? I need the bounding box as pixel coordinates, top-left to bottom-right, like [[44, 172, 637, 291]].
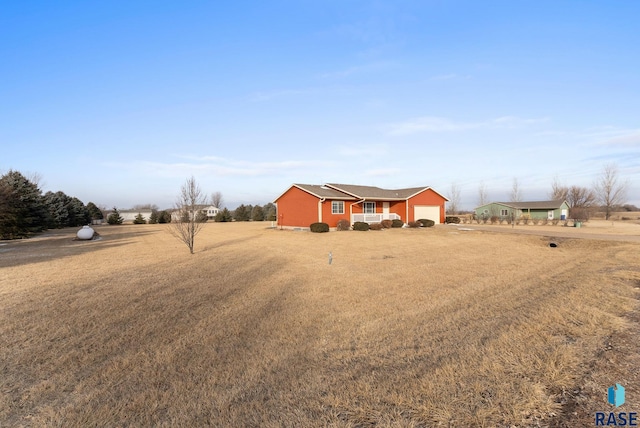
[[1, 222, 639, 427]]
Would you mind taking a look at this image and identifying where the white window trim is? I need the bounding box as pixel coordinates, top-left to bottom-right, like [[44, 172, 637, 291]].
[[363, 202, 376, 214], [332, 201, 344, 214]]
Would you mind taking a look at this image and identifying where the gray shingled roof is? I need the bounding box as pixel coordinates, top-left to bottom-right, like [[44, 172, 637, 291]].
[[293, 184, 357, 199], [494, 200, 567, 209], [325, 183, 429, 200]]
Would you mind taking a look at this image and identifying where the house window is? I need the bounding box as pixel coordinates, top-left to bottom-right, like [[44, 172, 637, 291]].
[[363, 202, 376, 213], [501, 209, 508, 216], [332, 201, 344, 214]]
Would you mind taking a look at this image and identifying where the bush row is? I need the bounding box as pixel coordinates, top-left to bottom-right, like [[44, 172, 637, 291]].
[[311, 218, 440, 232]]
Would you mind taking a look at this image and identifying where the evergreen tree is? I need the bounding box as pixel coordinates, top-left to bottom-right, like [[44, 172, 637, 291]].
[[107, 207, 124, 225], [87, 202, 104, 221], [148, 209, 159, 224], [43, 192, 90, 227], [158, 210, 172, 223], [251, 205, 265, 221], [0, 170, 48, 238], [233, 204, 250, 221], [43, 190, 69, 228], [67, 197, 90, 226], [214, 208, 232, 222], [0, 184, 13, 234], [263, 202, 277, 221], [133, 213, 146, 224]]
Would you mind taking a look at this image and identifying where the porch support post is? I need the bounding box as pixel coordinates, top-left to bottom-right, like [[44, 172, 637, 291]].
[[318, 198, 324, 223]]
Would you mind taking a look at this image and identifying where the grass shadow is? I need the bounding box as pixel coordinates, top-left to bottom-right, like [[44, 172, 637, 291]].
[[0, 226, 160, 269]]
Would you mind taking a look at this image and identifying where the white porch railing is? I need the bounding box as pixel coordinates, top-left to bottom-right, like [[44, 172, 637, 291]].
[[351, 213, 401, 224]]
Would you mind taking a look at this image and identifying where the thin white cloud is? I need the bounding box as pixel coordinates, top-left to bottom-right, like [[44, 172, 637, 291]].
[[321, 18, 395, 45], [388, 116, 471, 134], [388, 115, 549, 136], [365, 168, 402, 177], [491, 116, 550, 128], [336, 143, 388, 157], [104, 156, 332, 178], [551, 127, 640, 147], [596, 130, 640, 147], [176, 154, 227, 162], [318, 61, 398, 79], [247, 88, 315, 102]]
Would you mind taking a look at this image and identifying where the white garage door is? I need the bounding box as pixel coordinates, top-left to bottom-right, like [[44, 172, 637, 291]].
[[414, 205, 441, 224]]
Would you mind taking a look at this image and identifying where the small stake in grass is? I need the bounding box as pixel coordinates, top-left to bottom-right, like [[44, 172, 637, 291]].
[[328, 251, 332, 265]]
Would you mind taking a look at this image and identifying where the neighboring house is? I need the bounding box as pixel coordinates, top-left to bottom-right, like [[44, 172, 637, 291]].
[[203, 205, 220, 220], [170, 204, 217, 222], [103, 210, 153, 223], [274, 183, 448, 229], [474, 200, 570, 221]]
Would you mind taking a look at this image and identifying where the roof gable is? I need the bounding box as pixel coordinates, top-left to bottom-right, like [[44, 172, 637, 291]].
[[273, 183, 356, 202], [325, 183, 445, 200]]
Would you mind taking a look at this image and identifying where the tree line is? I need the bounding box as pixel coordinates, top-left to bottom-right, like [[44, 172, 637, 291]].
[[206, 190, 276, 222], [0, 168, 278, 237], [220, 203, 276, 222], [0, 170, 103, 239]]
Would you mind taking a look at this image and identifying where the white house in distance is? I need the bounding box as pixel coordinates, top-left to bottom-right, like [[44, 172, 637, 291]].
[[102, 209, 153, 223], [103, 205, 220, 223], [170, 205, 220, 222], [203, 205, 219, 220]]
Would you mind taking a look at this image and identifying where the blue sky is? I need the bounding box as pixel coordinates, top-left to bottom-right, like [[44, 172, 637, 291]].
[[2, 1, 639, 210]]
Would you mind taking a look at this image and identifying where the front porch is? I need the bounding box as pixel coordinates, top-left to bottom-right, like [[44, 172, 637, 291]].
[[351, 213, 401, 224]]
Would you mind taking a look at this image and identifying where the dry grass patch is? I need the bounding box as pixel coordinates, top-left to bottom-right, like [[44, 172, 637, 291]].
[[1, 223, 638, 426]]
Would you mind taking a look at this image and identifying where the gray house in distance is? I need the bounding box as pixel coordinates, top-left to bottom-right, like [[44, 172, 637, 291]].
[[474, 200, 570, 221]]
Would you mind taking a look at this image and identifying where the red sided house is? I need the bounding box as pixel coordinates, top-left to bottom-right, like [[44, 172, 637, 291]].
[[274, 183, 448, 229]]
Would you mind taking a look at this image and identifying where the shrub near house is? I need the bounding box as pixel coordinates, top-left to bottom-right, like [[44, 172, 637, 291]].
[[310, 222, 329, 233], [353, 222, 370, 231], [418, 219, 435, 227]]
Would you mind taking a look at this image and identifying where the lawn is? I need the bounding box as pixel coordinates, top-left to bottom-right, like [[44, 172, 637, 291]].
[[1, 222, 639, 427]]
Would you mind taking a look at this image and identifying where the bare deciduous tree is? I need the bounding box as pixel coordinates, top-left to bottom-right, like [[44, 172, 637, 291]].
[[549, 175, 569, 201], [210, 191, 224, 209], [567, 186, 596, 209], [566, 186, 596, 221], [27, 172, 44, 188], [510, 178, 522, 202], [447, 183, 461, 214], [594, 163, 628, 220], [170, 176, 207, 254], [132, 203, 159, 211], [477, 182, 488, 206]]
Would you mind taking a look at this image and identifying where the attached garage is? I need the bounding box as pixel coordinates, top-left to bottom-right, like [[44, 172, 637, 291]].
[[414, 205, 441, 224]]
